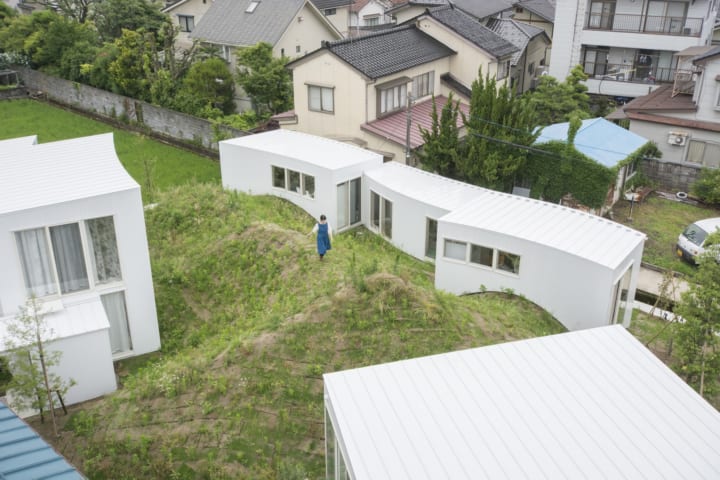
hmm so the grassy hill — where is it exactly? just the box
[31,184,564,479]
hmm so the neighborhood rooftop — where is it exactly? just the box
[325,25,455,79]
[0,133,138,216]
[220,129,380,169]
[423,5,519,58]
[512,0,556,22]
[442,189,646,269]
[190,0,307,47]
[486,17,546,65]
[324,325,720,480]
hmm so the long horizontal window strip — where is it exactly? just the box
[444,240,521,275]
[271,165,315,198]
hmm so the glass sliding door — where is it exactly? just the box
[350,178,361,224]
[101,291,133,354]
[425,218,438,259]
[337,182,349,229]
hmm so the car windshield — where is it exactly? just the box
[683,224,707,247]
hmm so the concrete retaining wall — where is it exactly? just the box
[639,157,702,193]
[16,67,247,151]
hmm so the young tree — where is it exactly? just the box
[236,42,293,115]
[418,93,462,178]
[673,231,720,400]
[526,64,592,124]
[692,168,720,205]
[108,29,153,100]
[177,57,236,116]
[39,0,96,23]
[461,69,538,190]
[93,0,169,42]
[4,297,75,437]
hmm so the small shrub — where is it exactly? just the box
[692,168,720,204]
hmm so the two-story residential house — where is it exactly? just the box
[550,0,719,98]
[390,0,515,25]
[350,0,397,30]
[608,45,720,191]
[162,0,214,49]
[0,133,161,410]
[487,17,551,93]
[282,5,517,162]
[314,0,356,37]
[190,0,342,69]
[512,0,556,63]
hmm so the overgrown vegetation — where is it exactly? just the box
[692,168,720,205]
[30,184,564,478]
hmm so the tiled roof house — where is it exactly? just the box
[281,5,518,162]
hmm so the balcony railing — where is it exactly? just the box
[586,13,703,37]
[583,62,677,84]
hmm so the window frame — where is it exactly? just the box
[370,191,393,238]
[686,138,720,169]
[412,71,434,99]
[376,77,410,116]
[324,7,336,15]
[178,14,195,33]
[496,59,510,80]
[443,240,522,276]
[443,239,468,261]
[308,85,335,113]
[425,218,438,260]
[337,178,361,229]
[271,165,316,199]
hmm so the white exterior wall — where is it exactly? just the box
[220,139,382,231]
[275,4,342,58]
[434,220,642,331]
[391,5,428,25]
[362,177,450,261]
[0,190,160,359]
[693,58,720,121]
[166,0,212,50]
[323,6,352,37]
[355,1,388,27]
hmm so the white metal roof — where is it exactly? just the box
[324,325,720,480]
[220,130,382,170]
[440,192,645,269]
[0,133,138,216]
[0,135,38,149]
[0,298,110,352]
[364,162,487,212]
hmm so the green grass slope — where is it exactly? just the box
[32,185,564,479]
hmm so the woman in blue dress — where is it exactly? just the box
[310,214,333,260]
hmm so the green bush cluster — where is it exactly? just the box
[692,168,720,205]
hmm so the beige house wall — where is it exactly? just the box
[276,4,342,58]
[322,6,353,37]
[166,0,213,50]
[519,35,550,92]
[391,5,428,24]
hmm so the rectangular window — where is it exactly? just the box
[497,250,521,274]
[444,239,467,261]
[308,85,334,113]
[371,191,380,229]
[85,217,122,284]
[425,218,437,259]
[101,291,132,354]
[288,170,301,194]
[365,15,380,26]
[497,60,510,80]
[470,244,493,267]
[178,15,195,32]
[49,223,89,294]
[687,139,720,168]
[302,173,315,198]
[15,218,123,297]
[379,83,406,115]
[412,72,434,98]
[337,178,361,229]
[272,166,286,188]
[382,198,393,238]
[324,7,336,15]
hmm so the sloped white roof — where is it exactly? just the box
[364,162,486,212]
[0,133,138,216]
[0,135,38,149]
[324,325,720,480]
[441,191,645,269]
[221,130,382,170]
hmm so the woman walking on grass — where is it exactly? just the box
[310,214,333,260]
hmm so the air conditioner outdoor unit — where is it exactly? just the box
[668,132,688,146]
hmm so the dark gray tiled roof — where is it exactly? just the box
[453,0,515,19]
[426,5,518,58]
[487,17,546,64]
[326,25,455,78]
[311,0,354,10]
[693,45,720,63]
[513,0,555,22]
[191,0,306,47]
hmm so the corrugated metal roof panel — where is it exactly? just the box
[535,118,649,167]
[221,130,382,169]
[324,325,720,480]
[364,162,486,212]
[441,189,645,268]
[0,402,84,479]
[0,133,138,216]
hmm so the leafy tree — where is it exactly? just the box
[177,57,235,116]
[692,168,720,205]
[93,0,169,42]
[418,93,462,177]
[673,231,720,400]
[461,69,538,190]
[236,42,293,115]
[0,2,16,29]
[4,297,75,437]
[58,39,99,82]
[527,64,592,124]
[0,10,58,65]
[38,0,96,23]
[32,16,98,73]
[86,42,120,91]
[108,29,153,100]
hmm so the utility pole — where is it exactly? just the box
[405,88,414,164]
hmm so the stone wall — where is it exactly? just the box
[16,68,248,151]
[639,157,702,193]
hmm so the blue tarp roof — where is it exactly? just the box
[0,402,84,480]
[535,118,649,168]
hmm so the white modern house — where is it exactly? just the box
[323,325,720,479]
[0,134,161,412]
[220,130,646,331]
[220,130,383,232]
[550,0,719,98]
